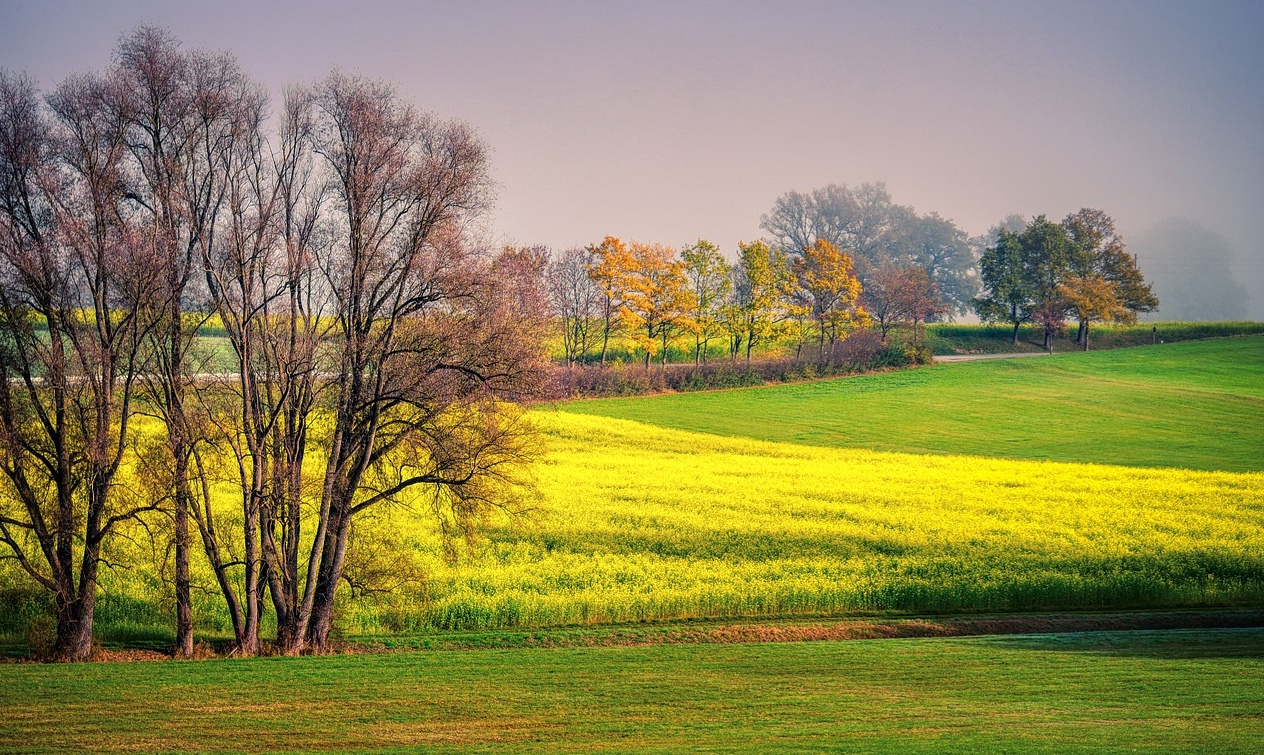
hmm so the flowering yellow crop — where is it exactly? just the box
[338,410,1264,633]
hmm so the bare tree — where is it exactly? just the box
[546,246,599,366]
[194,83,325,655]
[295,72,546,650]
[0,70,157,660]
[863,261,912,341]
[2,37,550,659]
[114,26,265,657]
[863,262,944,346]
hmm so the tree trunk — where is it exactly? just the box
[1083,323,1090,351]
[173,449,193,657]
[53,591,96,662]
[240,504,262,656]
[53,542,102,661]
[599,313,611,366]
[307,506,352,651]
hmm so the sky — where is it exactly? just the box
[2,0,1262,315]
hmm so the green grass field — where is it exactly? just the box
[2,628,1261,753]
[925,320,1264,355]
[558,337,1264,472]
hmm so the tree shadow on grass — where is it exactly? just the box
[976,627,1264,659]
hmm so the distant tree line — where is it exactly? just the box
[545,236,885,368]
[543,185,1162,369]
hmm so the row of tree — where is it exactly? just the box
[0,29,546,660]
[973,210,1158,350]
[544,235,944,368]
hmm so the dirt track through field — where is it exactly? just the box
[934,352,1049,362]
[355,609,1264,654]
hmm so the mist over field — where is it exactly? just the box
[2,0,1261,316]
[1134,219,1252,321]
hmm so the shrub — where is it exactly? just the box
[545,330,902,399]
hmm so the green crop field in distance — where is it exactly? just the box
[2,628,1261,754]
[556,337,1264,472]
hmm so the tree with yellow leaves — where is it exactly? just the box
[733,240,795,364]
[585,236,633,365]
[681,239,731,365]
[792,239,869,359]
[620,242,692,368]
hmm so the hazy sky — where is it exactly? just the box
[3,0,1262,314]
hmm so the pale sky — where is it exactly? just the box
[2,0,1262,314]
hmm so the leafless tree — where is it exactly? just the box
[112,27,252,656]
[295,72,548,650]
[189,81,326,655]
[546,246,599,366]
[2,37,549,660]
[863,261,944,345]
[0,70,157,661]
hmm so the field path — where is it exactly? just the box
[935,351,1049,362]
[349,609,1264,654]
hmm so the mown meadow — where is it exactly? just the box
[560,336,1264,471]
[4,628,1262,754]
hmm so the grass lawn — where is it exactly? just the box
[556,337,1264,472]
[2,627,1261,754]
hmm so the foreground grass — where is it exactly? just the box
[2,628,1261,754]
[558,337,1264,472]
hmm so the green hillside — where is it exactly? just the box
[559,337,1264,472]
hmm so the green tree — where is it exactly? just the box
[973,228,1032,344]
[1019,216,1075,353]
[681,239,731,365]
[733,240,794,364]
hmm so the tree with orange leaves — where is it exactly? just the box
[620,242,692,367]
[585,236,633,365]
[792,239,869,359]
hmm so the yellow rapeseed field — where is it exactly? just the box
[333,410,1264,633]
